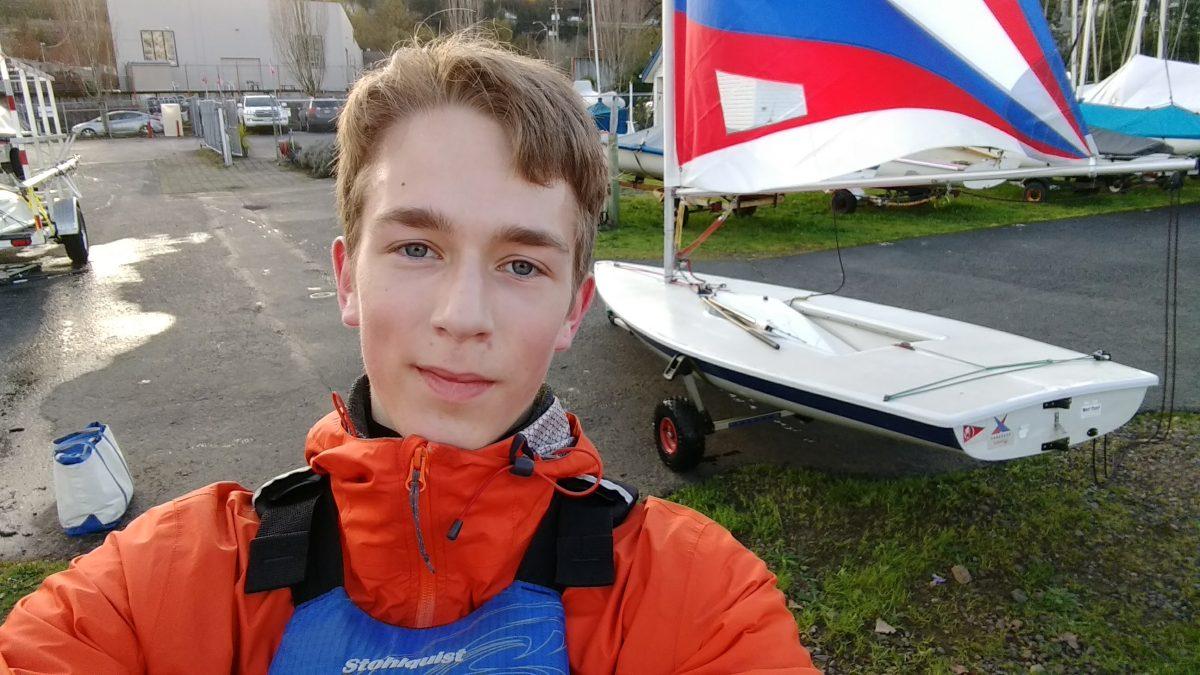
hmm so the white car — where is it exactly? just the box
[239,95,289,130]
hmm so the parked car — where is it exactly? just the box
[71,111,164,138]
[239,94,289,131]
[300,98,342,132]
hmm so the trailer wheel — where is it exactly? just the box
[1023,179,1049,203]
[733,205,758,217]
[1162,171,1185,191]
[1105,175,1129,194]
[831,189,858,214]
[61,207,89,266]
[653,398,708,472]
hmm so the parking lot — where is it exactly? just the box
[0,135,1194,559]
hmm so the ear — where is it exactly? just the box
[555,275,596,352]
[331,237,360,328]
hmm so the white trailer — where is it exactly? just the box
[0,47,88,267]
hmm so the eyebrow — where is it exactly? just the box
[374,206,569,253]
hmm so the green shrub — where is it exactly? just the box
[296,138,337,179]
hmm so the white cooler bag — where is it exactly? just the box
[52,422,135,536]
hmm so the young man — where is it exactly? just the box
[0,37,819,673]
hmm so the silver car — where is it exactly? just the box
[71,110,165,138]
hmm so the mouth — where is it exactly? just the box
[416,365,496,403]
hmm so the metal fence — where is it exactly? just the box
[195,99,241,166]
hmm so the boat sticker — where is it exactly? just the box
[962,425,985,443]
[989,415,1013,448]
[1081,400,1102,419]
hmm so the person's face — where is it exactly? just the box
[333,106,594,449]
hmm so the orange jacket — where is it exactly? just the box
[0,411,818,674]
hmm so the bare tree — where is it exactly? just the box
[50,0,114,98]
[271,0,328,96]
[592,0,655,91]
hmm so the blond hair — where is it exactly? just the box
[335,34,608,289]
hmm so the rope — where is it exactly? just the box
[1151,186,1182,440]
[882,354,1101,402]
[678,207,731,258]
[789,202,847,303]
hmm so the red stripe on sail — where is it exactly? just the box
[984,0,1089,151]
[674,17,1083,166]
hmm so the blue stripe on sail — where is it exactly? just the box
[677,0,1084,157]
[1014,0,1090,138]
[627,326,963,450]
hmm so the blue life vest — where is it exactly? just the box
[244,467,637,674]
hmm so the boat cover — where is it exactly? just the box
[1088,127,1171,157]
[1081,54,1200,111]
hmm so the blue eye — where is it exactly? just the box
[508,260,538,277]
[401,243,430,258]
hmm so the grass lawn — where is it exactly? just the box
[671,413,1199,673]
[0,560,67,619]
[596,179,1200,260]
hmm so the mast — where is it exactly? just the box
[1070,0,1080,84]
[1156,0,1168,58]
[588,0,602,90]
[1079,0,1097,91]
[661,0,678,278]
[1129,0,1148,61]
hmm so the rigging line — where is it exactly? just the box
[882,355,1098,402]
[1152,186,1181,440]
[790,200,846,303]
[1164,187,1181,435]
[678,206,731,259]
[700,295,780,350]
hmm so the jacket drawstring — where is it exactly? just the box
[446,434,604,542]
[407,444,435,573]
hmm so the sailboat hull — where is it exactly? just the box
[595,261,1155,461]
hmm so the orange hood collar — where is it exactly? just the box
[299,406,603,627]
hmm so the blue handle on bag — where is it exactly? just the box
[54,440,95,466]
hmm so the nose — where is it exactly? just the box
[431,260,493,341]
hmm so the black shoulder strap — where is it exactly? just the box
[516,477,639,591]
[246,470,639,602]
[244,469,343,603]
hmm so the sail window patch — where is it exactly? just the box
[715,71,808,134]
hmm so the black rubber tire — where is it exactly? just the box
[79,128,97,138]
[653,397,709,472]
[831,189,858,214]
[139,124,151,137]
[1023,179,1049,203]
[61,207,89,266]
[1163,171,1185,191]
[1105,175,1129,194]
[733,205,758,217]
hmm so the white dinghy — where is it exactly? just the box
[596,0,1169,471]
[596,261,1155,466]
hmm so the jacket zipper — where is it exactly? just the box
[408,442,437,627]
